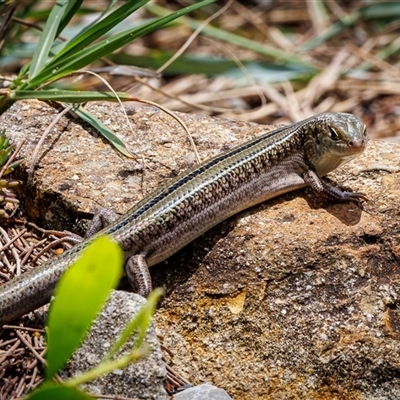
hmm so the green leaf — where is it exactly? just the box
[24,0,214,89]
[51,0,150,64]
[29,0,69,79]
[45,236,123,380]
[11,89,136,102]
[56,0,84,38]
[72,105,133,158]
[26,383,94,400]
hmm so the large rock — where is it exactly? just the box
[1,100,400,399]
[156,138,400,399]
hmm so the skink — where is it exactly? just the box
[0,112,368,325]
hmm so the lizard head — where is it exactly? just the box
[305,112,368,177]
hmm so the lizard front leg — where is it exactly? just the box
[303,169,367,203]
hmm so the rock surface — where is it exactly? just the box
[172,383,233,400]
[60,291,167,400]
[1,100,400,399]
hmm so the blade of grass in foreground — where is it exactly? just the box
[26,384,93,400]
[46,236,122,380]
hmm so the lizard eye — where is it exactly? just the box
[328,125,340,141]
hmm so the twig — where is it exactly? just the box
[26,222,79,238]
[2,325,45,333]
[0,339,21,364]
[30,235,78,265]
[0,228,26,253]
[15,330,46,366]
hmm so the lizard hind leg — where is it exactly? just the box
[83,209,153,296]
[125,254,153,297]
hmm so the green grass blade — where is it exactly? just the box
[28,0,69,79]
[72,105,133,157]
[25,0,214,89]
[45,236,123,380]
[56,0,84,37]
[12,89,136,102]
[51,0,149,64]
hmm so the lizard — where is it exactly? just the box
[0,112,368,325]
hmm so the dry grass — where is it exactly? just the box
[114,0,400,141]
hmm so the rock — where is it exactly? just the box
[155,139,400,400]
[173,383,233,400]
[60,291,167,400]
[1,100,400,399]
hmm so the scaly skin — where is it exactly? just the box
[0,112,368,325]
